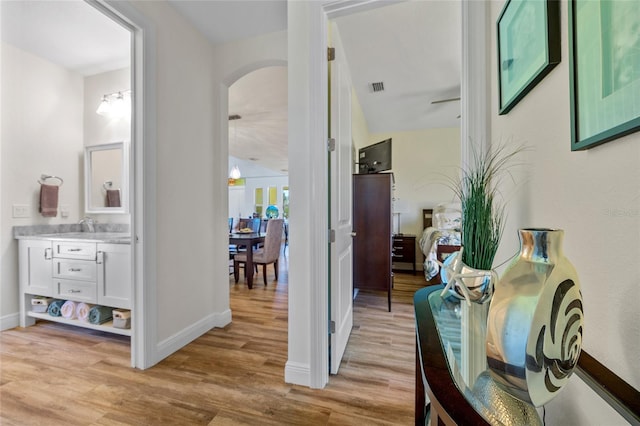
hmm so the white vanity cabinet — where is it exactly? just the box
[97,243,131,309]
[18,239,53,297]
[18,235,131,336]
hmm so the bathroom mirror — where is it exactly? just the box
[84,141,128,214]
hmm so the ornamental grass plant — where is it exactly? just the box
[450,143,525,271]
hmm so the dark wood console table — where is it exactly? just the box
[414,285,640,425]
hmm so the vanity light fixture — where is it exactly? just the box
[96,90,131,117]
[96,95,110,115]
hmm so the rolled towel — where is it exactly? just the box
[47,299,65,317]
[61,300,78,319]
[88,305,113,325]
[76,302,95,322]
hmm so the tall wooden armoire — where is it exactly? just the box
[352,173,393,311]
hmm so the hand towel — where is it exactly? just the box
[76,302,95,322]
[88,305,113,325]
[39,184,59,217]
[47,299,65,317]
[106,189,121,208]
[60,300,78,319]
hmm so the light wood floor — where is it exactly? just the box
[1,252,427,425]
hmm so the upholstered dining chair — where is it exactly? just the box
[233,218,284,287]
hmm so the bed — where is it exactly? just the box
[419,205,462,282]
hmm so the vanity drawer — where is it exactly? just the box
[54,279,97,303]
[53,242,96,260]
[53,259,97,282]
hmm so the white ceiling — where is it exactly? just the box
[2,0,461,176]
[0,1,130,76]
[167,0,287,45]
[229,66,288,175]
[334,1,461,133]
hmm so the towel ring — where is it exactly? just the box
[38,174,63,186]
[103,181,113,191]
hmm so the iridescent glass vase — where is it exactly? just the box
[486,228,583,407]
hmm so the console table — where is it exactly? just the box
[414,285,640,425]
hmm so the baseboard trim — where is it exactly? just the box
[0,312,20,331]
[285,361,311,387]
[155,309,232,363]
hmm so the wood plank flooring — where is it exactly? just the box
[0,253,428,425]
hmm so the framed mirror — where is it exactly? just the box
[84,141,128,214]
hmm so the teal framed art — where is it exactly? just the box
[497,0,561,115]
[569,0,640,150]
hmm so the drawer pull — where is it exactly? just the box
[68,289,81,294]
[395,247,403,250]
[69,268,82,272]
[68,248,83,252]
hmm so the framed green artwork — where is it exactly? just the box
[569,0,640,150]
[497,0,561,114]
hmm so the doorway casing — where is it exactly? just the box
[93,0,158,369]
[286,0,489,388]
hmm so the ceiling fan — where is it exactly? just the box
[430,97,460,105]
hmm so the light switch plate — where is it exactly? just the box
[12,204,30,218]
[60,205,70,218]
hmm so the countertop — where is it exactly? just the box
[13,224,131,244]
[15,232,131,244]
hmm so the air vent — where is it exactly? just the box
[370,82,385,93]
[228,114,242,120]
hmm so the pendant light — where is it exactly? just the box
[229,117,241,179]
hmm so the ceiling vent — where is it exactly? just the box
[370,82,385,93]
[228,114,242,120]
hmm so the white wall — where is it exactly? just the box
[128,1,222,348]
[84,68,131,147]
[0,43,84,329]
[368,128,460,239]
[84,68,131,224]
[489,0,639,422]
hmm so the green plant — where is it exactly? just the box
[450,143,525,270]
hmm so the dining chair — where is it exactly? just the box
[233,218,284,287]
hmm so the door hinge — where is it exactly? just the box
[327,138,336,152]
[330,320,336,334]
[327,47,335,61]
[329,229,336,243]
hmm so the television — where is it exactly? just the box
[357,138,392,174]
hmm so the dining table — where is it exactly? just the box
[229,232,266,289]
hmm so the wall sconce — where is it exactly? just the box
[229,165,241,179]
[96,90,131,118]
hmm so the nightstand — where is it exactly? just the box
[392,234,416,275]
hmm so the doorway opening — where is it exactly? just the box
[1,0,143,366]
[225,64,289,323]
[326,0,462,376]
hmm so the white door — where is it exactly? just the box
[329,22,354,375]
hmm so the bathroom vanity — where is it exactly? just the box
[17,231,131,336]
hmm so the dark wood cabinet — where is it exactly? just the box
[392,234,416,275]
[352,173,392,311]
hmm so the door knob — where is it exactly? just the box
[350,232,357,237]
